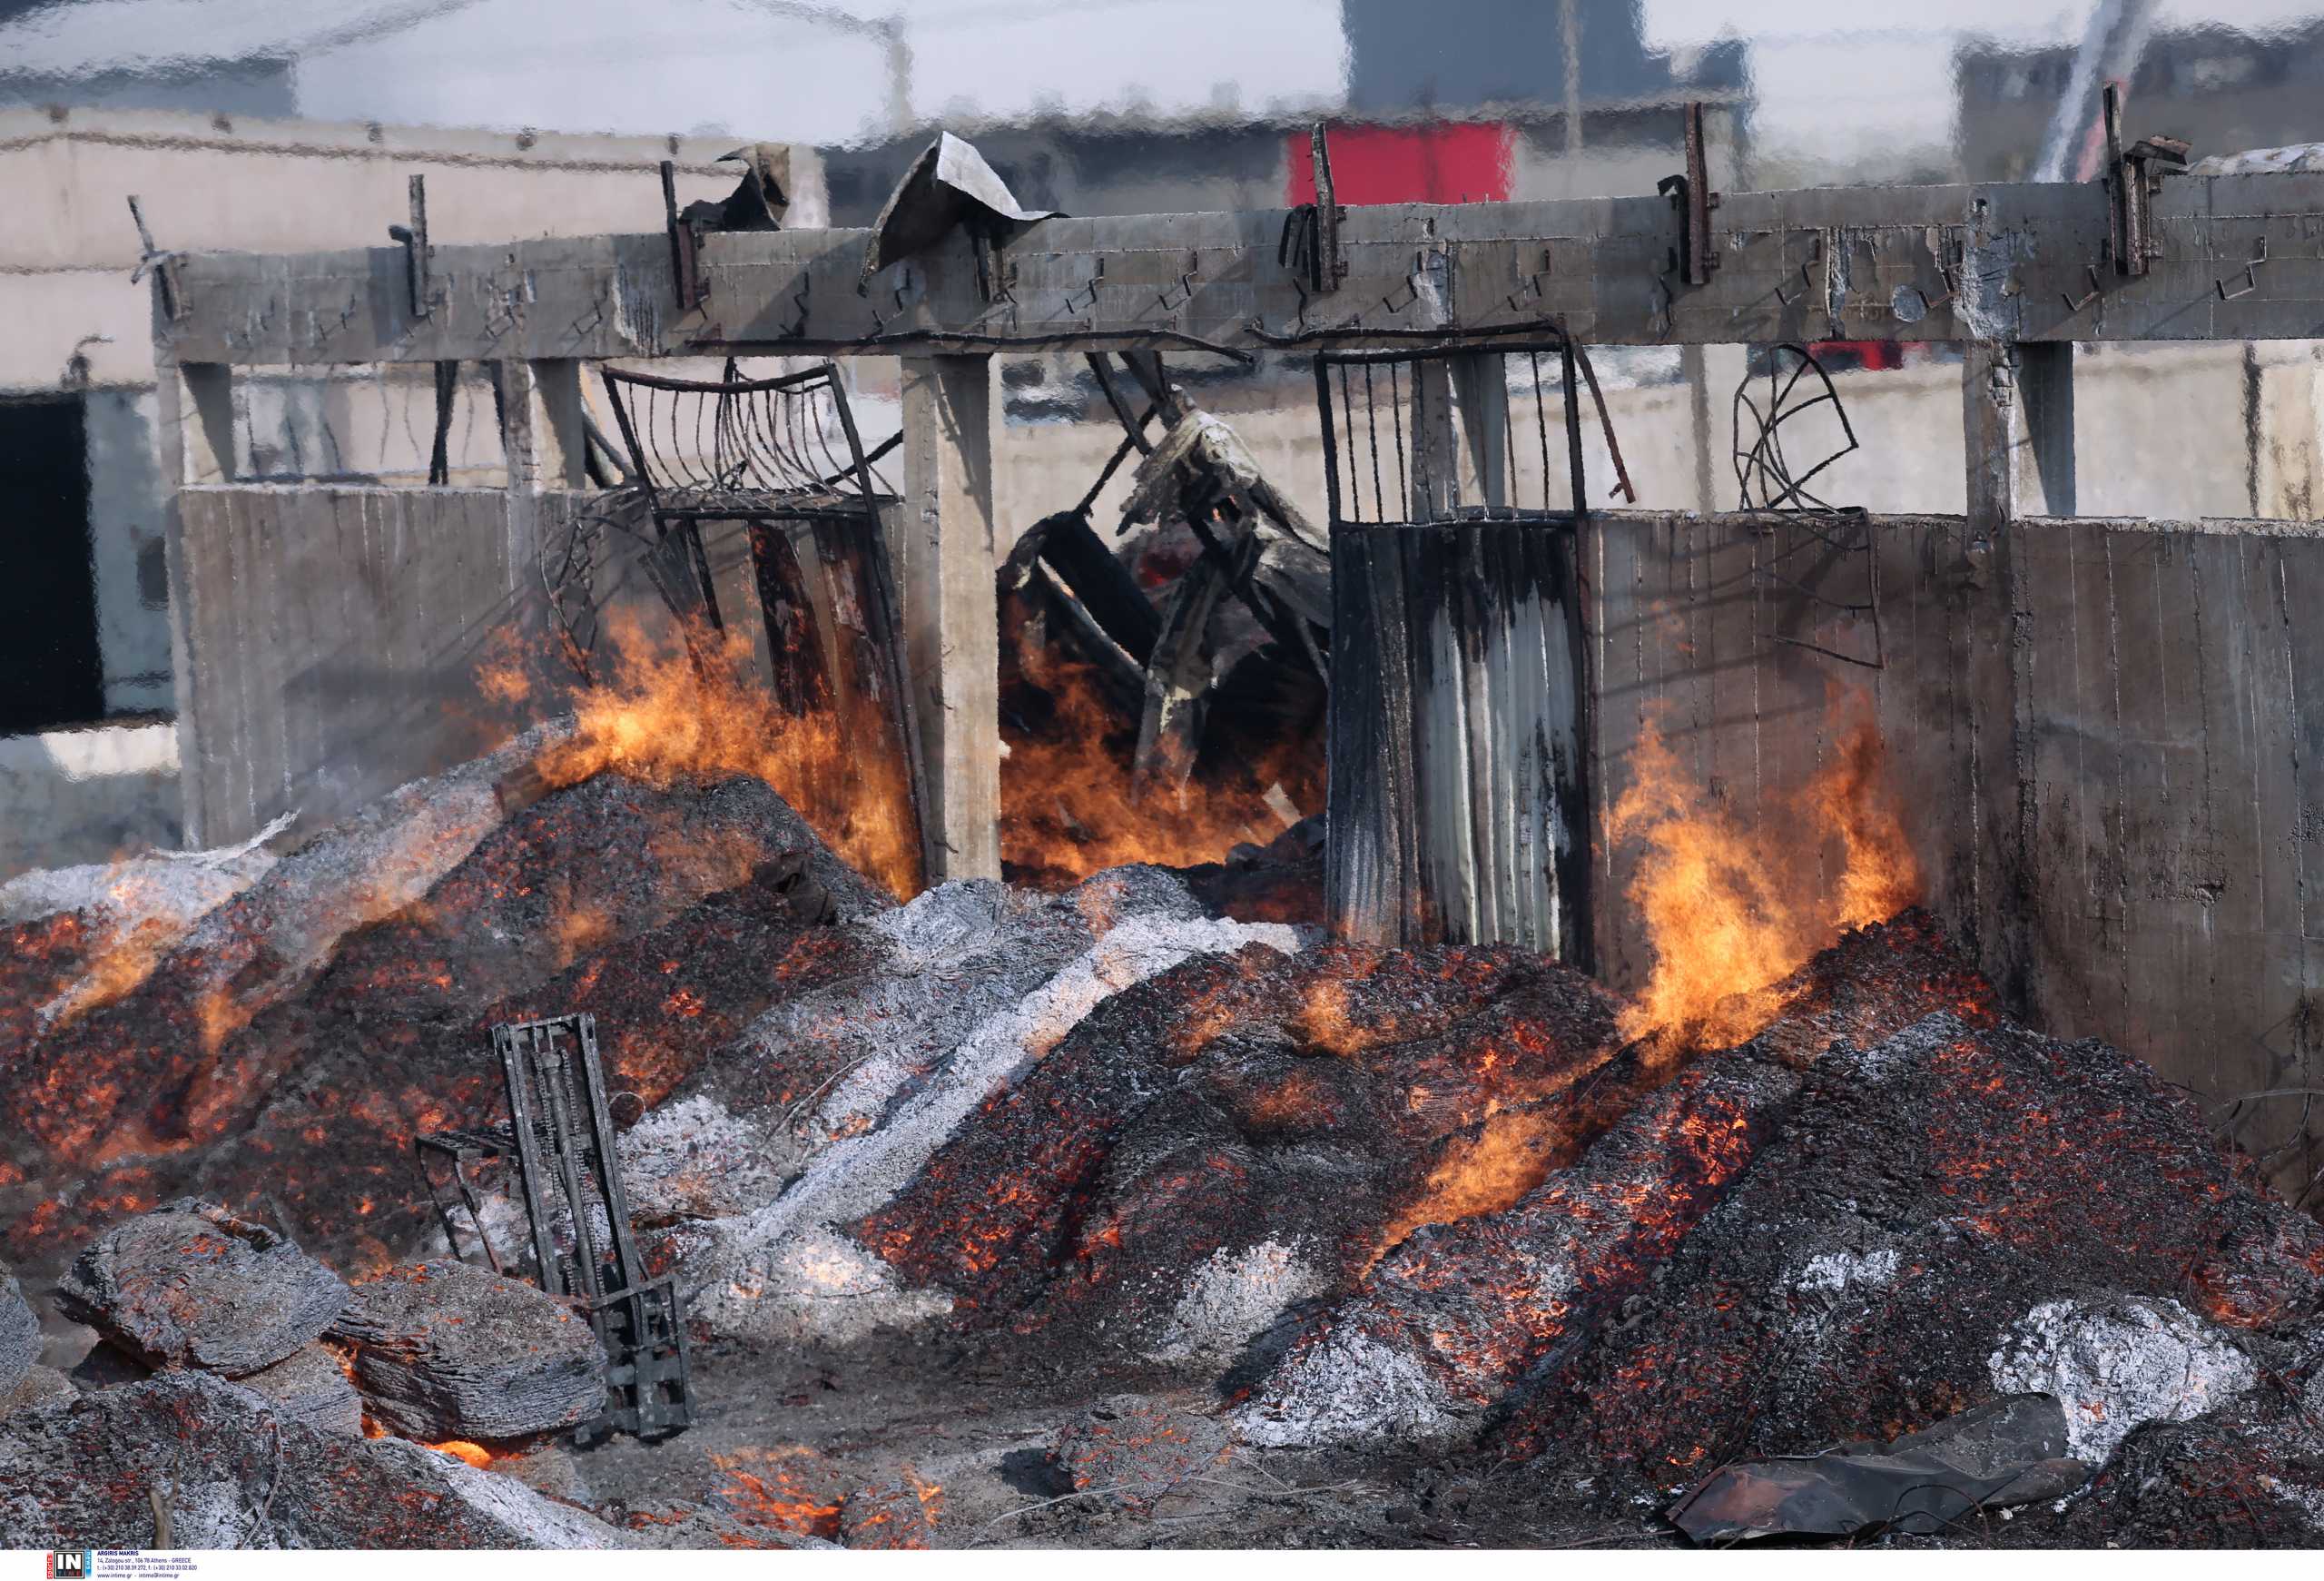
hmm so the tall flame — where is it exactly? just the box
[509,612,921,903]
[1610,689,1921,1046]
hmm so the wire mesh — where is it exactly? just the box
[1735,345,1884,669]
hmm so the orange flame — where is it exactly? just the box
[509,612,920,902]
[1373,1106,1561,1260]
[1610,689,1922,1046]
[1000,646,1316,883]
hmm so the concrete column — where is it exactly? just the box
[1962,339,2038,996]
[1450,352,1510,509]
[1963,342,2023,530]
[493,360,562,689]
[899,354,1001,883]
[1682,344,1715,512]
[2017,341,2076,517]
[159,361,235,485]
[496,359,588,491]
[1413,358,1508,516]
[525,361,591,489]
[154,354,234,846]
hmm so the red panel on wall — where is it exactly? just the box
[1285,122,1514,206]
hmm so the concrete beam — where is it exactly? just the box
[152,173,2324,365]
[897,354,1001,884]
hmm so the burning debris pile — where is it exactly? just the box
[2,700,2321,1548]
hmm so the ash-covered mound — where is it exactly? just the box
[1521,1008,2324,1498]
[852,941,1625,1366]
[0,741,882,1276]
[658,867,1308,1346]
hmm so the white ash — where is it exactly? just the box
[1230,1328,1458,1449]
[696,1226,950,1344]
[1988,1297,2258,1464]
[689,910,1298,1344]
[419,1449,627,1548]
[2262,1475,2324,1532]
[1791,1247,1901,1297]
[740,874,1183,1152]
[423,1182,532,1269]
[1146,1240,1325,1366]
[0,1267,36,1398]
[618,1096,794,1223]
[0,825,279,929]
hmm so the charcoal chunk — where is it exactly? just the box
[0,1367,74,1423]
[53,1200,349,1377]
[0,1369,625,1548]
[330,1260,605,1442]
[238,1341,363,1436]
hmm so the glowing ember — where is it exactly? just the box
[428,1439,496,1469]
[709,1446,844,1539]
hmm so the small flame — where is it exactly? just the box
[1610,688,1922,1045]
[710,1446,843,1539]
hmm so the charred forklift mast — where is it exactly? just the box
[417,1013,694,1444]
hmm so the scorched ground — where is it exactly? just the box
[2,718,2321,1549]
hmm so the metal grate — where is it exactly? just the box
[1311,339,1631,529]
[1735,345,1884,669]
[597,360,894,515]
[576,361,900,665]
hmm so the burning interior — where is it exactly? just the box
[4,124,2324,1554]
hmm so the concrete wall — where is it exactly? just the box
[0,107,826,874]
[165,484,769,853]
[0,722,181,876]
[1590,508,2324,1194]
[169,486,547,848]
[0,107,824,395]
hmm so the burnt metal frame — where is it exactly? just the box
[1734,343,1885,671]
[1311,338,1592,530]
[419,1014,693,1444]
[495,1013,692,1444]
[595,359,895,636]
